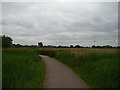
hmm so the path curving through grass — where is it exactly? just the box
[40,55,89,88]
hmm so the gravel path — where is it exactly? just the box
[40,55,89,88]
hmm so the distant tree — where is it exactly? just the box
[16,44,22,48]
[74,45,81,48]
[2,35,13,48]
[12,44,16,47]
[30,45,37,47]
[58,45,61,48]
[117,46,120,48]
[92,45,96,48]
[70,45,74,48]
[38,42,43,47]
[23,45,29,47]
[103,45,112,48]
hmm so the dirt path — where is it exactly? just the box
[40,55,89,88]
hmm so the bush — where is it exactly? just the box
[2,35,13,48]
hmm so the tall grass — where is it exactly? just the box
[2,49,45,88]
[49,48,118,88]
[0,38,1,89]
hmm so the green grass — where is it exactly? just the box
[2,48,45,88]
[51,49,118,88]
[0,49,2,89]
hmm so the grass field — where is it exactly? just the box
[0,49,2,89]
[2,48,119,88]
[39,48,118,88]
[2,48,45,88]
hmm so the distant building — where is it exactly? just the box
[38,42,43,47]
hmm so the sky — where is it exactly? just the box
[1,1,118,46]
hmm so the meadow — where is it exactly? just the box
[38,48,118,88]
[2,48,45,88]
[2,48,119,88]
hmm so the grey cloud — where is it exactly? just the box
[2,2,118,46]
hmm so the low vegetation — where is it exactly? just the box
[2,48,45,88]
[2,47,118,88]
[39,48,118,88]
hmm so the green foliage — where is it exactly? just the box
[2,35,13,48]
[2,49,45,88]
[53,49,118,88]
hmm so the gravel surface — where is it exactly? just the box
[40,55,89,88]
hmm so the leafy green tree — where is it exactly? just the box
[2,35,13,48]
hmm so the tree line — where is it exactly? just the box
[1,35,119,48]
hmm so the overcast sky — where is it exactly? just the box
[1,1,118,46]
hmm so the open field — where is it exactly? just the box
[2,48,119,88]
[38,48,118,88]
[2,48,45,88]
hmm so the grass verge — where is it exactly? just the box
[2,48,45,88]
[52,49,118,88]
